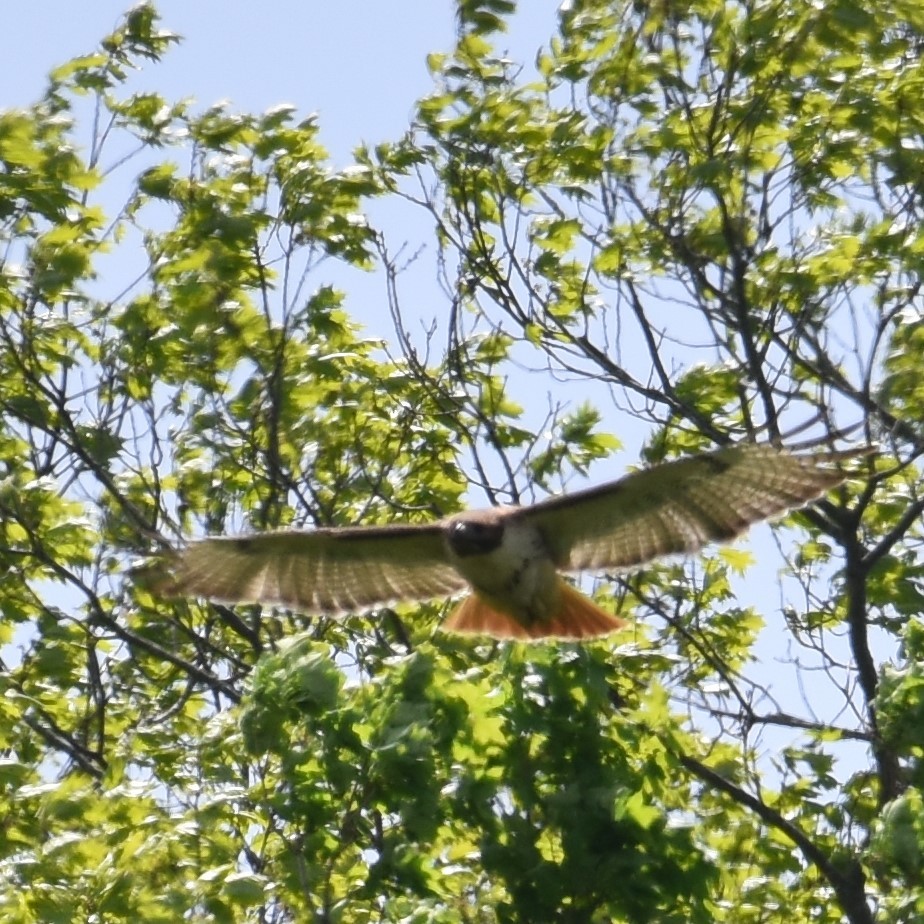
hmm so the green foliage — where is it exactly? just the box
[2,1,923,922]
[876,619,924,766]
[872,619,924,921]
[238,641,717,921]
[529,403,621,484]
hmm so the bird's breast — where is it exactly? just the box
[444,519,559,624]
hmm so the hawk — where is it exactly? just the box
[139,444,866,641]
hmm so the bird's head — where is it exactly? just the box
[446,514,506,557]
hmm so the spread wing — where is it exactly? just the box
[523,445,868,572]
[137,523,468,614]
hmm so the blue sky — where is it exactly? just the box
[5,2,456,160]
[3,1,570,370]
[3,2,559,162]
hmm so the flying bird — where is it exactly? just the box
[139,444,867,641]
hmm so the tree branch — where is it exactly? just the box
[672,747,873,924]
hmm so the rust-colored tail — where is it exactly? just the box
[443,580,625,641]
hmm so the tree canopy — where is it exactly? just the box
[1,2,923,921]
